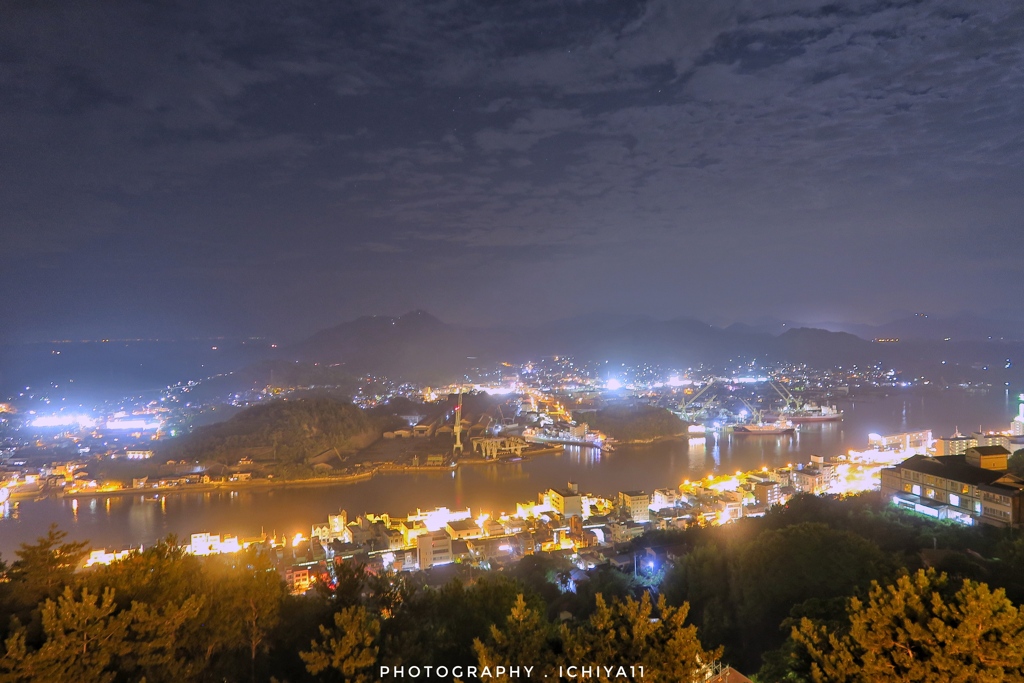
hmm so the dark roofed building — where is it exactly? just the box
[881,453,1024,528]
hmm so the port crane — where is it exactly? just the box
[736,396,766,425]
[769,380,804,412]
[678,378,718,421]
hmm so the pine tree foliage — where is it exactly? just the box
[560,592,721,683]
[300,605,380,682]
[473,594,553,683]
[794,568,1024,683]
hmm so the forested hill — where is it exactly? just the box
[577,405,688,443]
[164,397,398,466]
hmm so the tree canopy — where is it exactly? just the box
[794,568,1024,682]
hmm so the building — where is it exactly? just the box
[548,482,584,518]
[880,449,1024,528]
[868,430,932,452]
[651,488,679,510]
[445,518,482,540]
[933,434,978,456]
[285,567,311,593]
[124,449,154,460]
[416,530,453,569]
[399,519,428,546]
[973,431,1012,451]
[754,481,781,508]
[618,490,651,522]
[792,457,834,495]
[966,445,1010,470]
[1012,399,1024,436]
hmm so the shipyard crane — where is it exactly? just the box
[736,396,765,425]
[678,378,717,420]
[770,380,804,411]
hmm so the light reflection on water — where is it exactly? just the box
[0,390,1018,557]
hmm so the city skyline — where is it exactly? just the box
[2,0,1023,342]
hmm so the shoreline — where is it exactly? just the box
[60,445,565,500]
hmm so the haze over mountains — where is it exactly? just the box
[291,310,1024,386]
[3,311,1023,399]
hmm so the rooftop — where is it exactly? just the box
[895,454,1006,487]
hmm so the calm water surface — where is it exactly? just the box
[1,390,1020,557]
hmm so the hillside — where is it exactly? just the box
[163,397,400,470]
[577,405,688,443]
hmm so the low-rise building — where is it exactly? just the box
[445,518,482,540]
[881,449,1024,528]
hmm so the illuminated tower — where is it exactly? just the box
[1013,394,1024,436]
[453,389,464,455]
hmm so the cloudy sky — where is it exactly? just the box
[2,0,1022,341]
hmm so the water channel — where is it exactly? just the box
[1,390,1019,557]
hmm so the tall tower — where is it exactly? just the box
[1012,394,1024,436]
[453,388,464,455]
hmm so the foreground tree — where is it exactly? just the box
[0,586,201,683]
[794,569,1024,682]
[474,594,553,682]
[301,605,380,682]
[560,592,721,682]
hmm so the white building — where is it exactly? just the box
[417,530,453,569]
[618,490,651,522]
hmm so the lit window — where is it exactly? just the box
[949,494,960,507]
[974,501,982,514]
[912,485,921,496]
[925,488,935,499]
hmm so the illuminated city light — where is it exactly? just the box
[31,414,96,428]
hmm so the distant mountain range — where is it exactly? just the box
[288,311,1024,387]
[4,311,1021,400]
[735,313,1024,343]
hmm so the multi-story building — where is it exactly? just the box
[618,490,651,522]
[933,434,978,456]
[547,482,584,518]
[973,431,1012,451]
[1013,400,1024,436]
[791,456,834,495]
[754,481,781,508]
[416,530,453,569]
[881,446,1024,528]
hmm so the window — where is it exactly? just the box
[912,485,921,496]
[975,501,982,514]
[962,483,970,494]
[949,494,960,507]
[925,488,936,499]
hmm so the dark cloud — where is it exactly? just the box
[1,0,1022,341]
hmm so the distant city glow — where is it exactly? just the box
[105,418,162,430]
[31,414,96,428]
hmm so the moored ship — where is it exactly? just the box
[733,419,796,435]
[767,403,843,423]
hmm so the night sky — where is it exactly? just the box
[2,0,1022,342]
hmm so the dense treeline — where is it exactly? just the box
[577,405,686,442]
[163,397,402,469]
[3,493,1024,682]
